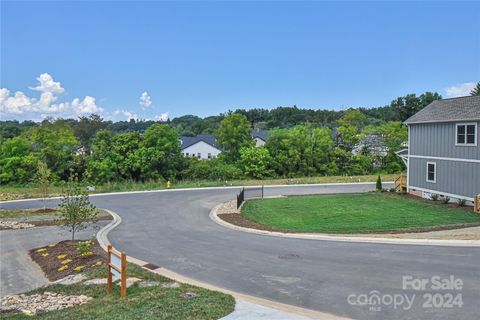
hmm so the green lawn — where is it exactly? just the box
[241,193,480,234]
[0,174,398,201]
[4,264,234,320]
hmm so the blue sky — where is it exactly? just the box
[1,1,479,122]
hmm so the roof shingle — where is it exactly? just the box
[404,96,480,124]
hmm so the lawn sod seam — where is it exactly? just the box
[240,193,480,234]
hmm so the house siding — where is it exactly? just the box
[181,141,222,160]
[408,157,480,199]
[409,121,480,160]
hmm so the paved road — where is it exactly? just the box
[2,183,479,320]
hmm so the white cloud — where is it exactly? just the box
[139,91,152,109]
[0,88,34,115]
[154,112,169,122]
[113,109,138,121]
[1,73,103,118]
[444,82,476,98]
[29,73,65,94]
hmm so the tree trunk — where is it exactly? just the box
[72,228,75,241]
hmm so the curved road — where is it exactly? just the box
[2,183,479,320]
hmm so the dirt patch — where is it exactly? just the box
[27,215,112,227]
[218,213,293,233]
[29,240,107,281]
[33,208,57,214]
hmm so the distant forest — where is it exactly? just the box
[1,92,441,140]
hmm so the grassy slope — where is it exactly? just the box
[0,174,398,201]
[5,264,235,320]
[241,193,480,233]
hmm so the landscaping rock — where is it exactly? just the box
[180,292,198,299]
[0,292,91,315]
[83,278,108,286]
[116,277,142,288]
[53,274,87,285]
[138,281,160,288]
[161,282,181,289]
[0,221,35,230]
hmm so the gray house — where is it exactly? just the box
[403,96,480,202]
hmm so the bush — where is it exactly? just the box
[389,188,396,193]
[441,196,451,204]
[376,175,382,191]
[431,194,439,201]
[457,198,466,207]
[76,240,94,257]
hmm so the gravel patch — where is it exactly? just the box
[0,221,35,230]
[216,200,239,214]
[0,292,91,316]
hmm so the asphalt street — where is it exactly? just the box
[2,183,479,320]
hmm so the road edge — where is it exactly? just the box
[96,209,347,320]
[209,203,480,247]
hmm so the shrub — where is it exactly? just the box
[76,240,94,257]
[441,196,451,204]
[431,194,439,201]
[376,175,382,191]
[389,188,396,193]
[457,198,466,207]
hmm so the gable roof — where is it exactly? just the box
[251,129,268,141]
[180,134,219,150]
[404,96,480,124]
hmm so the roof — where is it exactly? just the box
[251,129,268,141]
[180,134,218,150]
[404,96,480,124]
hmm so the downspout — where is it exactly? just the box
[406,124,410,193]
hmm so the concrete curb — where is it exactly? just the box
[210,203,480,247]
[96,209,347,320]
[1,181,390,204]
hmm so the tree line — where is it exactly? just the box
[1,90,454,185]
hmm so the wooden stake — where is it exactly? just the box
[107,245,112,293]
[121,252,127,298]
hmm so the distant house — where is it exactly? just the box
[180,130,269,159]
[251,129,268,147]
[403,96,480,202]
[180,134,222,160]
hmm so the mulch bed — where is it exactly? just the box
[29,240,107,281]
[28,215,112,227]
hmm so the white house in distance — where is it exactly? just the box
[180,129,268,160]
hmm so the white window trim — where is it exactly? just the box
[426,161,436,183]
[455,122,477,147]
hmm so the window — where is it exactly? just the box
[426,162,436,183]
[185,153,189,156]
[456,123,477,146]
[197,153,201,158]
[208,153,212,159]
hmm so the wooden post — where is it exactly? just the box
[120,252,127,298]
[107,245,112,293]
[475,195,480,213]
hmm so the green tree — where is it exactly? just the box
[73,114,107,154]
[0,136,38,184]
[57,175,98,241]
[240,146,273,179]
[471,82,480,96]
[376,175,382,191]
[139,124,183,180]
[216,114,253,161]
[337,110,366,151]
[28,121,78,180]
[36,161,52,211]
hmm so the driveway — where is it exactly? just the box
[2,183,479,320]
